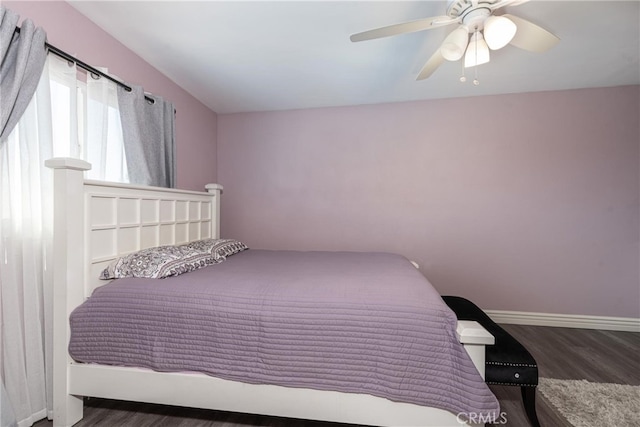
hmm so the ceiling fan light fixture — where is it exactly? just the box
[440,25,469,61]
[484,15,517,50]
[464,32,490,68]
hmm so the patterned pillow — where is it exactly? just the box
[209,239,248,261]
[182,238,248,262]
[100,239,248,280]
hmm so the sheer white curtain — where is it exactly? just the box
[86,68,128,182]
[0,54,53,427]
[0,54,126,427]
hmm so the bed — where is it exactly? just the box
[46,157,498,427]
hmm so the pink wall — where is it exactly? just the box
[6,2,638,318]
[218,86,640,318]
[5,0,217,191]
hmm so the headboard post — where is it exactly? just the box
[205,183,223,238]
[45,157,91,426]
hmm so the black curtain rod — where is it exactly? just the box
[15,26,155,104]
[47,43,157,104]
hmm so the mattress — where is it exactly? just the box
[69,249,499,418]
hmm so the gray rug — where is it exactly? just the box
[539,378,640,427]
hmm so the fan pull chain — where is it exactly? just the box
[473,29,480,85]
[460,59,467,83]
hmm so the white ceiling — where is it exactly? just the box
[69,0,640,114]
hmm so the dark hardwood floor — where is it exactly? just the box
[34,325,640,427]
[486,325,639,427]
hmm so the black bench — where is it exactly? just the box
[442,296,540,427]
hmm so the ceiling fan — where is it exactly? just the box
[350,0,560,83]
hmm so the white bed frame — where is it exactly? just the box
[46,158,495,427]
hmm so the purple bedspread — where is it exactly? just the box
[69,250,499,417]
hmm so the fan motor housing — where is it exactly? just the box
[447,0,496,30]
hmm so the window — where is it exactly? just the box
[47,54,129,182]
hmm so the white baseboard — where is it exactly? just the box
[485,310,640,332]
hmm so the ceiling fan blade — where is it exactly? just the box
[416,50,445,80]
[489,0,530,11]
[504,13,560,53]
[350,16,457,42]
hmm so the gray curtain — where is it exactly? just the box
[0,6,47,142]
[117,84,176,188]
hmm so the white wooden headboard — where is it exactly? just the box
[83,180,221,294]
[45,158,222,298]
[45,157,222,297]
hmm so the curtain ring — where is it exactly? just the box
[90,72,101,80]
